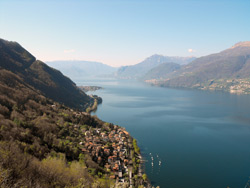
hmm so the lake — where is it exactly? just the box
[76,78,250,188]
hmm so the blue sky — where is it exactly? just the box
[1,0,250,67]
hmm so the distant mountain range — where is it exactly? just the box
[147,42,250,94]
[7,37,250,96]
[114,54,195,79]
[46,60,118,80]
[0,39,90,110]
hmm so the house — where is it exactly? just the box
[108,156,113,163]
[102,136,109,142]
[117,146,121,151]
[97,156,102,164]
[105,163,111,170]
[113,163,119,171]
[118,171,123,178]
[85,131,91,137]
[81,148,87,152]
[100,132,106,137]
[104,149,110,156]
[96,129,101,134]
[123,131,129,136]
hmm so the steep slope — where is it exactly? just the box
[0,39,90,110]
[0,38,148,187]
[0,67,114,187]
[0,39,35,72]
[115,54,195,79]
[157,42,250,93]
[46,60,118,79]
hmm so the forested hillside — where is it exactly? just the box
[0,39,147,187]
[0,39,90,110]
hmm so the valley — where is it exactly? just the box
[1,1,250,187]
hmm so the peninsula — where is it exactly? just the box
[79,86,103,92]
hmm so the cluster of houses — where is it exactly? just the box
[229,79,250,94]
[80,125,136,184]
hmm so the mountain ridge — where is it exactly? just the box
[46,60,118,80]
[231,41,250,48]
[0,38,90,110]
[0,38,148,188]
[148,41,250,94]
[115,54,195,79]
[142,62,181,80]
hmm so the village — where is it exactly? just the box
[78,123,147,187]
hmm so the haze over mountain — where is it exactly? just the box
[151,42,250,94]
[46,60,118,80]
[0,39,90,110]
[115,54,195,79]
[142,62,181,80]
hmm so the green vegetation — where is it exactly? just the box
[0,39,115,187]
[0,39,90,110]
[86,99,98,113]
[0,38,150,188]
[133,139,140,154]
[142,173,147,181]
[0,141,96,187]
[0,84,114,187]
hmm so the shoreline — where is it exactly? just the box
[145,78,250,95]
[80,119,151,187]
[78,85,103,92]
[85,93,152,187]
[86,94,102,113]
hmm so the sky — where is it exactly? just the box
[1,0,250,67]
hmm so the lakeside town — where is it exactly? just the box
[78,119,150,188]
[198,79,250,94]
[145,78,250,95]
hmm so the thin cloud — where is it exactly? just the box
[64,49,76,53]
[188,48,196,53]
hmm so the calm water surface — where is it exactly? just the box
[76,79,250,188]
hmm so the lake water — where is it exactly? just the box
[76,78,250,188]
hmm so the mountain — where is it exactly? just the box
[154,42,250,94]
[0,43,115,187]
[142,62,181,80]
[0,38,147,187]
[115,54,195,79]
[46,60,118,80]
[0,39,90,110]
